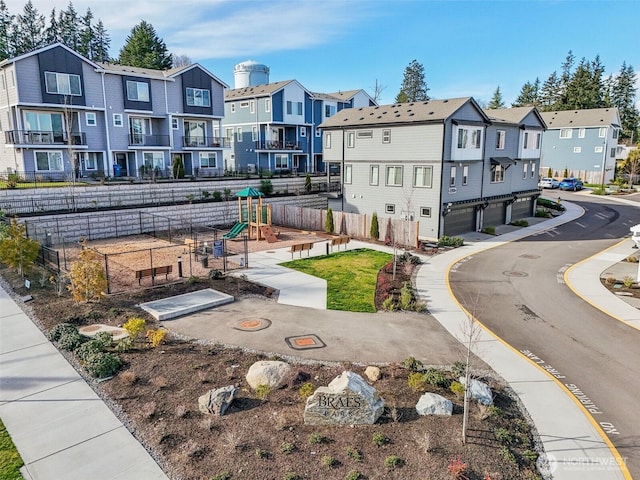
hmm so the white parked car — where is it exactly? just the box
[539,177,560,189]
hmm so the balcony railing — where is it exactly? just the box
[128,134,170,147]
[182,136,230,148]
[5,130,87,146]
[255,141,301,150]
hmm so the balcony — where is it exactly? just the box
[128,134,170,147]
[255,141,301,151]
[182,136,230,148]
[5,130,87,146]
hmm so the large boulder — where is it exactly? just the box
[304,371,385,425]
[416,392,453,416]
[198,385,237,416]
[460,377,493,406]
[245,361,292,390]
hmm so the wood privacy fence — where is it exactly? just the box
[270,204,419,248]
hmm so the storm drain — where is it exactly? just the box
[232,318,272,331]
[285,334,326,350]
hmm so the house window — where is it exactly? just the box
[457,128,468,148]
[560,128,572,139]
[370,165,379,185]
[297,102,303,115]
[382,129,391,143]
[230,103,236,113]
[578,128,586,138]
[250,100,255,113]
[385,204,395,214]
[523,132,530,149]
[86,112,96,126]
[491,165,504,183]
[613,129,619,139]
[126,80,149,102]
[496,129,505,149]
[184,120,206,146]
[420,207,431,218]
[275,154,288,169]
[463,165,468,185]
[35,151,63,171]
[325,105,335,117]
[200,152,216,168]
[240,101,249,108]
[450,166,456,187]
[0,74,5,91]
[226,127,233,142]
[325,132,331,148]
[83,152,98,170]
[186,88,210,107]
[344,164,352,184]
[523,162,528,179]
[347,131,355,148]
[357,130,373,138]
[45,72,81,96]
[286,101,292,114]
[252,126,257,141]
[286,101,302,115]
[113,113,123,127]
[573,146,581,153]
[300,126,306,137]
[610,148,616,157]
[236,127,242,143]
[471,129,481,148]
[171,117,179,130]
[413,166,432,188]
[595,146,604,153]
[386,166,403,186]
[265,99,270,112]
[599,127,607,138]
[534,132,541,149]
[531,162,536,178]
[143,152,164,170]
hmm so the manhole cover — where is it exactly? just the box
[285,334,326,350]
[232,318,272,331]
[503,271,528,277]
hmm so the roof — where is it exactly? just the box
[328,89,369,102]
[484,106,546,127]
[311,92,343,102]
[97,62,170,80]
[0,42,101,69]
[319,97,490,129]
[224,80,298,100]
[540,108,620,129]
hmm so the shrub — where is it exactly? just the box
[346,470,362,480]
[511,219,529,227]
[604,276,616,286]
[48,322,78,342]
[372,432,389,447]
[384,455,402,469]
[400,282,415,310]
[408,372,427,392]
[522,449,538,462]
[451,361,466,378]
[346,446,363,462]
[75,339,106,361]
[146,328,166,347]
[280,442,295,454]
[259,179,273,195]
[321,455,338,468]
[499,446,517,464]
[535,208,551,218]
[481,226,496,235]
[201,190,211,199]
[381,296,398,311]
[209,269,224,279]
[255,448,269,459]
[210,472,231,480]
[450,381,465,397]
[370,212,379,240]
[324,207,335,233]
[447,454,468,479]
[494,427,512,445]
[84,352,122,378]
[94,331,113,348]
[283,474,300,480]
[123,317,146,339]
[298,382,315,399]
[255,384,271,400]
[485,405,503,418]
[438,235,464,247]
[623,276,634,288]
[402,356,423,371]
[58,330,84,351]
[308,433,325,444]
[626,255,639,263]
[423,367,450,388]
[212,190,222,201]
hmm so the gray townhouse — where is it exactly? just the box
[0,43,229,180]
[540,108,620,185]
[319,98,545,240]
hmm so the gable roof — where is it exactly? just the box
[328,89,375,105]
[311,92,344,102]
[319,97,490,129]
[165,63,229,88]
[225,80,311,100]
[97,62,171,80]
[0,42,101,69]
[484,106,547,129]
[540,108,620,129]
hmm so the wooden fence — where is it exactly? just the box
[270,204,419,248]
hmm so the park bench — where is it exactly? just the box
[135,265,173,284]
[289,242,314,258]
[330,235,350,251]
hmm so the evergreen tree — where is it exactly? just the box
[324,207,334,234]
[487,86,505,109]
[58,2,80,51]
[395,59,429,103]
[12,0,46,55]
[512,78,540,107]
[118,21,172,70]
[90,20,110,63]
[539,71,563,111]
[610,62,639,140]
[0,218,40,278]
[45,8,60,44]
[370,212,379,240]
[0,0,14,60]
[78,8,93,59]
[564,57,606,110]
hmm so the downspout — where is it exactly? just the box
[478,122,489,232]
[4,68,19,172]
[437,120,446,238]
[341,127,345,212]
[100,71,112,177]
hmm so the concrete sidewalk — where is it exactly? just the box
[0,288,168,480]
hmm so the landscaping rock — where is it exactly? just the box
[364,366,381,382]
[460,377,493,406]
[304,371,385,425]
[245,360,292,390]
[198,385,237,416]
[415,393,453,416]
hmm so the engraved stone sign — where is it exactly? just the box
[303,371,385,425]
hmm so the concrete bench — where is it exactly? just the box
[136,265,173,284]
[330,235,350,251]
[289,242,314,258]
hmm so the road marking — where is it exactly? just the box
[557,264,570,284]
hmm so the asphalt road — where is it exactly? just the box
[449,192,640,478]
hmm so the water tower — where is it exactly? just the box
[234,60,270,89]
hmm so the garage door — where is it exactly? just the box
[483,201,506,226]
[511,197,533,220]
[443,206,476,236]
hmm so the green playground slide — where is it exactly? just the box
[223,222,247,239]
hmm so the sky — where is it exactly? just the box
[4,0,639,107]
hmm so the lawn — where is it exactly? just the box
[281,248,392,312]
[0,181,86,189]
[0,419,23,480]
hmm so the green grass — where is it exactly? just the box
[0,418,24,480]
[0,181,86,189]
[281,248,392,312]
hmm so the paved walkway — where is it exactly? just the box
[1,197,638,480]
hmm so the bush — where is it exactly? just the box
[280,442,295,454]
[84,352,122,378]
[255,384,271,400]
[212,190,222,201]
[308,433,325,444]
[321,455,338,469]
[210,473,231,480]
[423,367,450,388]
[451,361,466,378]
[623,276,634,288]
[381,296,398,311]
[449,381,465,397]
[370,212,379,240]
[604,276,616,286]
[408,372,427,392]
[447,454,468,479]
[346,470,362,480]
[372,432,389,447]
[402,356,423,371]
[94,331,113,348]
[510,219,529,227]
[438,235,464,247]
[123,317,146,339]
[259,179,273,195]
[399,282,415,310]
[384,455,402,469]
[283,474,301,480]
[522,449,538,463]
[535,208,552,218]
[481,226,496,235]
[626,255,639,263]
[494,427,512,445]
[324,207,334,234]
[499,445,517,464]
[58,330,84,351]
[346,447,363,462]
[298,382,315,399]
[146,328,166,347]
[48,322,78,342]
[75,339,106,361]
